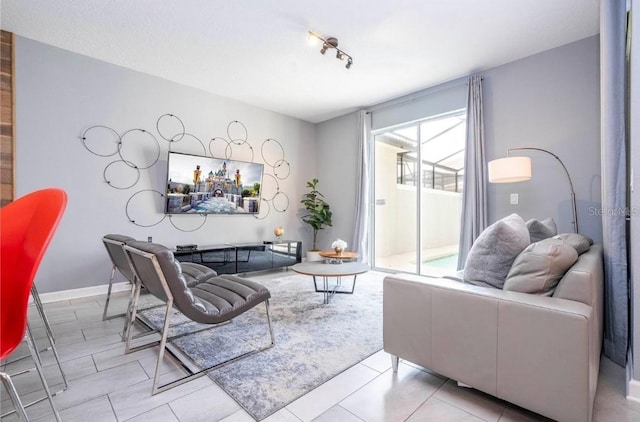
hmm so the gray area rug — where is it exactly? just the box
[139,271,385,420]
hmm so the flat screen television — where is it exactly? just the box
[165,151,264,214]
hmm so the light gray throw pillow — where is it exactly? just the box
[553,233,594,255]
[526,217,557,242]
[504,238,578,296]
[463,214,530,289]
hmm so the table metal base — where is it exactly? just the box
[312,275,358,304]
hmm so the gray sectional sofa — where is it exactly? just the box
[383,242,603,422]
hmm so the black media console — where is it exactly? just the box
[174,240,302,274]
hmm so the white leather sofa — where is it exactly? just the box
[383,244,603,422]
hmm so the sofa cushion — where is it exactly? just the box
[553,233,593,255]
[463,214,530,289]
[504,238,578,296]
[526,218,557,242]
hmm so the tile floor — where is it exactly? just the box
[2,270,640,422]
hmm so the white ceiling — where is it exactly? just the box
[0,0,600,124]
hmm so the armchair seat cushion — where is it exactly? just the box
[180,262,218,287]
[190,274,271,323]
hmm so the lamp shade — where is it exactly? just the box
[488,156,532,183]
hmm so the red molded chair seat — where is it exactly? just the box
[1,188,67,421]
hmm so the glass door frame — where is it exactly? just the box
[368,109,466,275]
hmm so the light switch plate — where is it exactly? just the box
[510,193,519,205]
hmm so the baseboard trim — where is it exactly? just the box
[627,378,640,403]
[38,282,131,304]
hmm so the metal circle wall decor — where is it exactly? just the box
[273,158,291,180]
[103,160,141,190]
[227,120,248,144]
[81,125,121,157]
[225,141,254,163]
[167,214,208,232]
[156,113,185,143]
[168,133,207,156]
[272,191,290,213]
[125,189,167,227]
[118,128,161,170]
[82,114,292,231]
[209,137,231,158]
[260,173,279,202]
[260,138,284,167]
[261,138,290,179]
[252,198,270,220]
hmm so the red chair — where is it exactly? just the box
[1,188,67,421]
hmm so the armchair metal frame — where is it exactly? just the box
[102,234,220,341]
[102,235,137,322]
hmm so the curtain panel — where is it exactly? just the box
[351,110,371,263]
[600,0,629,366]
[457,75,488,269]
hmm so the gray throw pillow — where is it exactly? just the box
[526,218,557,242]
[504,238,578,296]
[463,214,530,289]
[553,233,594,255]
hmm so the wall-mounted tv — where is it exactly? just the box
[165,151,264,214]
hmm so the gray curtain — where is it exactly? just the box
[601,0,628,366]
[457,75,488,269]
[351,110,371,263]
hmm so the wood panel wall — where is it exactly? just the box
[0,30,13,206]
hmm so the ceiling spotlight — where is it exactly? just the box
[307,32,320,46]
[308,31,353,69]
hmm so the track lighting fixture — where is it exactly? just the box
[308,31,353,69]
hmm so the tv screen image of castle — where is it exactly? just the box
[165,152,264,214]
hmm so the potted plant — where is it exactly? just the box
[300,178,332,261]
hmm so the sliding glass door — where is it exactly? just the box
[372,111,465,276]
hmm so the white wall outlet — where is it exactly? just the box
[510,193,519,205]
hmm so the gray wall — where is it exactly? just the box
[15,36,317,293]
[15,34,603,295]
[485,35,602,241]
[315,112,359,249]
[317,35,602,250]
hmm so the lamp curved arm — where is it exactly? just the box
[508,147,578,233]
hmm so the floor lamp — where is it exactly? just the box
[487,147,579,233]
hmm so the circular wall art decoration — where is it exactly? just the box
[82,114,292,231]
[103,160,141,190]
[225,141,254,163]
[168,133,207,155]
[125,189,167,227]
[252,198,270,220]
[272,191,290,213]
[227,120,248,145]
[260,173,279,202]
[118,128,160,170]
[272,158,291,180]
[261,138,290,179]
[209,137,231,158]
[167,214,208,232]
[81,125,121,157]
[156,113,186,143]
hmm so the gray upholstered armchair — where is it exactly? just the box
[101,234,218,339]
[123,240,274,395]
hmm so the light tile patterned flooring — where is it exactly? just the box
[2,270,640,421]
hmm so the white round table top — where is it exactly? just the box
[291,262,369,277]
